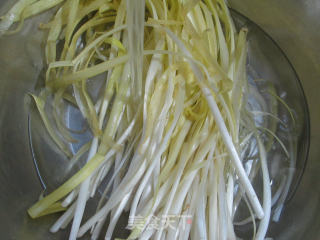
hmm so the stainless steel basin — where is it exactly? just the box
[0,0,319,239]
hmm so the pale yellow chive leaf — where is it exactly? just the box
[36,202,67,218]
[23,0,65,20]
[28,154,105,218]
[48,55,129,89]
[0,0,37,33]
[29,93,72,158]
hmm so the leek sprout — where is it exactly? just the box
[0,0,297,239]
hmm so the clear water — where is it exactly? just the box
[27,9,310,239]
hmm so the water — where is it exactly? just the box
[27,9,310,239]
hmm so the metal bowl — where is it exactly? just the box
[0,0,319,239]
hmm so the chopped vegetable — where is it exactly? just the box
[0,0,296,239]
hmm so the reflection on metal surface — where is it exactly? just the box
[229,0,320,239]
[231,6,311,203]
[28,114,47,190]
[230,10,310,239]
[0,0,319,239]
